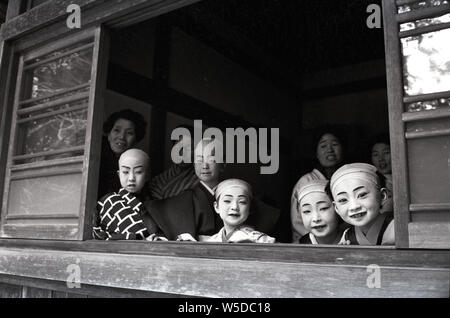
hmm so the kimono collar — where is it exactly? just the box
[309,233,319,245]
[200,181,217,196]
[221,226,241,242]
[309,232,341,245]
[355,213,388,246]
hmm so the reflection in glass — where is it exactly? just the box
[407,98,450,112]
[23,48,93,100]
[401,28,450,96]
[20,85,90,109]
[398,0,449,13]
[19,98,88,120]
[16,108,88,161]
[400,13,450,31]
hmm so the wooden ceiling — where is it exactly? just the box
[176,0,385,74]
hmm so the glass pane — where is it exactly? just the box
[19,97,89,119]
[15,108,88,162]
[406,117,450,134]
[400,13,450,31]
[398,0,449,13]
[406,97,450,112]
[401,28,450,96]
[20,85,90,109]
[8,173,82,217]
[408,135,450,204]
[22,46,93,100]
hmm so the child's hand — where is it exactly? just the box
[176,233,197,242]
[338,239,351,245]
[146,234,169,241]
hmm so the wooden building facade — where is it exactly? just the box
[0,0,449,297]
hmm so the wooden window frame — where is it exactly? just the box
[0,0,447,243]
[0,26,109,240]
[383,0,450,249]
[0,0,447,245]
[0,0,448,297]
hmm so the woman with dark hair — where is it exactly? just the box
[290,127,346,242]
[97,109,147,199]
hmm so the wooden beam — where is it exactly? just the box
[0,245,448,297]
[80,26,110,240]
[382,0,410,248]
[5,0,25,21]
[0,274,188,298]
[0,41,18,231]
[1,239,449,268]
[0,0,201,42]
[397,3,450,23]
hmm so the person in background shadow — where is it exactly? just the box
[290,127,346,242]
[369,133,393,214]
[98,109,147,199]
[149,125,199,200]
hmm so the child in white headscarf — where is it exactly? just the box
[330,163,395,245]
[205,179,275,243]
[297,180,343,244]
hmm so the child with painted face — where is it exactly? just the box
[93,149,166,241]
[206,179,275,243]
[297,180,342,244]
[330,163,395,246]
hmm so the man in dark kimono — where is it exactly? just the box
[145,138,281,241]
[146,138,224,240]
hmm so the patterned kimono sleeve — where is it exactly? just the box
[93,192,149,240]
[252,231,276,243]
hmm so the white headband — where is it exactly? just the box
[330,163,379,195]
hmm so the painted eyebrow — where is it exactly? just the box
[302,200,329,207]
[222,194,248,198]
[353,186,366,192]
[120,165,144,169]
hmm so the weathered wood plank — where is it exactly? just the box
[79,25,109,240]
[0,41,16,221]
[22,286,52,298]
[0,0,201,43]
[0,247,448,297]
[0,282,22,298]
[1,225,79,240]
[396,3,450,23]
[409,222,450,249]
[0,239,449,268]
[0,273,188,298]
[382,0,410,248]
[5,0,25,21]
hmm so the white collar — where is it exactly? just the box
[200,181,216,196]
[309,233,319,245]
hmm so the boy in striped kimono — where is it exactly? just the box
[93,149,165,241]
